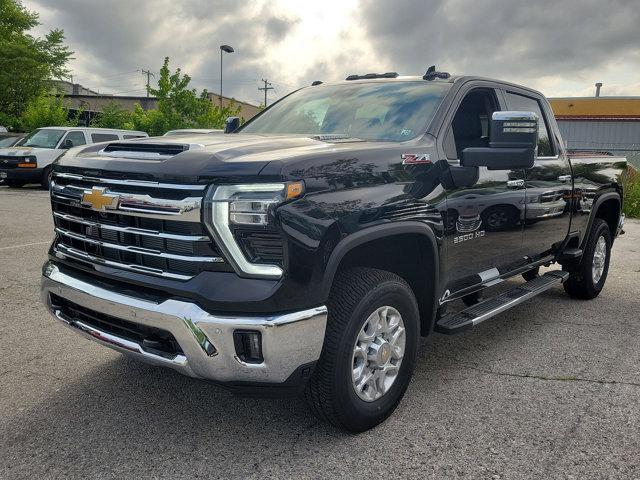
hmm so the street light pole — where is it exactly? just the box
[219,44,234,109]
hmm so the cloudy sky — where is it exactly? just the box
[23,0,640,105]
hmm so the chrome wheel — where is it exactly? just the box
[592,235,607,284]
[351,306,405,402]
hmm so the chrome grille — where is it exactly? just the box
[50,173,226,280]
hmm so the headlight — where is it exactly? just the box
[203,182,304,279]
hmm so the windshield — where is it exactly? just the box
[241,81,450,141]
[23,129,66,149]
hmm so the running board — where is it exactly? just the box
[435,271,569,335]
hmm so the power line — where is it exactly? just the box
[258,78,274,106]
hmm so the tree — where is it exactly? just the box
[0,0,73,126]
[141,57,241,134]
[20,92,78,131]
[90,101,132,129]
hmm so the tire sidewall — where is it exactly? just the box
[584,221,612,294]
[331,280,419,430]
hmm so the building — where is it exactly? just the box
[53,81,261,124]
[549,97,640,168]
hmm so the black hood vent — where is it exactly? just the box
[100,142,189,159]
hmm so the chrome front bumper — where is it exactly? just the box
[41,262,328,384]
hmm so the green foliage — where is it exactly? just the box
[133,57,241,135]
[20,92,78,131]
[0,0,73,122]
[90,101,132,129]
[622,167,640,218]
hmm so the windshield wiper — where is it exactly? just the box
[310,134,367,143]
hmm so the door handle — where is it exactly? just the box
[557,175,572,183]
[506,179,525,188]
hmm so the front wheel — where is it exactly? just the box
[563,218,611,299]
[305,267,419,432]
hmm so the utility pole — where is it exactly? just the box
[141,69,154,97]
[258,79,274,107]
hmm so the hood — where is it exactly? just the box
[0,146,39,157]
[55,133,385,184]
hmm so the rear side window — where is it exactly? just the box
[504,92,554,156]
[91,133,119,143]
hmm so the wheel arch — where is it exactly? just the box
[583,192,622,248]
[321,222,441,335]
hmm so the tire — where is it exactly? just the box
[5,180,24,188]
[41,166,52,190]
[563,218,611,300]
[305,267,419,432]
[522,266,540,281]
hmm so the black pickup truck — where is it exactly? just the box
[41,70,626,432]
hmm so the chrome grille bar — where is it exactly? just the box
[53,172,207,190]
[50,180,202,221]
[54,244,193,281]
[55,227,223,263]
[52,212,209,241]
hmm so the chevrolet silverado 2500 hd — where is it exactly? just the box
[41,70,626,432]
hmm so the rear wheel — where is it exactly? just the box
[563,218,611,299]
[305,267,419,432]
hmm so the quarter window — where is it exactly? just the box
[504,92,554,156]
[91,133,119,142]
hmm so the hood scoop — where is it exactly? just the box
[98,142,197,160]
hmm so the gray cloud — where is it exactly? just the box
[25,0,640,103]
[357,0,640,94]
[30,0,299,103]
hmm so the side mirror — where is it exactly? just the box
[62,139,74,149]
[461,111,538,170]
[224,116,240,133]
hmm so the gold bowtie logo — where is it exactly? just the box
[81,187,119,211]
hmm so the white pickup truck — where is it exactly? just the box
[0,127,147,188]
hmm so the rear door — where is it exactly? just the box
[440,85,527,295]
[502,90,572,261]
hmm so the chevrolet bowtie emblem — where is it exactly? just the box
[81,187,119,211]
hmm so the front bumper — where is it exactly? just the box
[41,261,327,386]
[0,167,42,183]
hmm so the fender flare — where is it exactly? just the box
[320,221,441,304]
[581,191,621,248]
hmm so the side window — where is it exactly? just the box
[61,131,86,148]
[504,92,554,156]
[450,89,498,159]
[91,133,119,143]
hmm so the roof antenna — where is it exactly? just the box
[425,65,436,76]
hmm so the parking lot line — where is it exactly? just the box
[0,240,51,250]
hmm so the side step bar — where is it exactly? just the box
[435,271,569,335]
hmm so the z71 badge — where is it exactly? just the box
[401,153,431,165]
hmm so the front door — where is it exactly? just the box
[502,90,572,260]
[441,87,527,295]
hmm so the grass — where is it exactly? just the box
[622,167,640,218]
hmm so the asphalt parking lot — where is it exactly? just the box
[0,184,638,480]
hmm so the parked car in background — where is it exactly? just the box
[163,128,223,136]
[0,133,26,148]
[0,127,148,188]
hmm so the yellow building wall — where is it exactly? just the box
[550,98,640,117]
